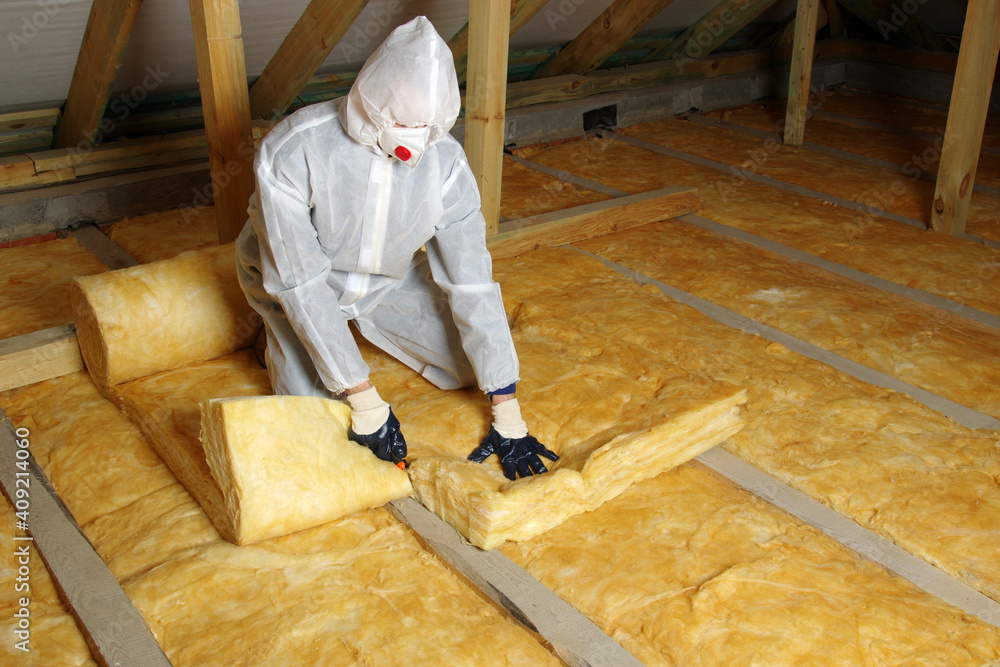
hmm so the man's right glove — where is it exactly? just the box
[346,386,407,464]
[468,428,558,481]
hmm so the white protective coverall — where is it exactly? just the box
[235,16,519,401]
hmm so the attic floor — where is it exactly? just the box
[2,87,1000,665]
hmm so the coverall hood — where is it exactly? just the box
[341,16,461,165]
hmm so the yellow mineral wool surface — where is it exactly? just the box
[576,221,1000,419]
[514,136,1000,319]
[622,116,1000,243]
[0,372,176,526]
[500,155,611,219]
[0,495,95,666]
[107,206,219,263]
[0,237,106,339]
[501,463,1000,666]
[706,102,1000,189]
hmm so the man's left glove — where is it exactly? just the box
[346,386,407,464]
[349,408,407,464]
[469,428,558,481]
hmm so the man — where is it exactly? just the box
[236,16,557,481]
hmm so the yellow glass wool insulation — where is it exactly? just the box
[71,243,259,388]
[0,237,107,339]
[500,463,1000,666]
[500,155,611,219]
[0,494,95,666]
[620,116,1000,243]
[512,136,1000,319]
[575,221,1000,419]
[106,207,219,263]
[200,395,413,545]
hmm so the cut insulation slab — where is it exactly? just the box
[512,136,1000,320]
[200,395,413,545]
[500,463,1000,666]
[575,221,1000,419]
[0,237,107,339]
[106,207,219,263]
[620,116,1000,243]
[0,375,562,666]
[409,384,746,549]
[0,493,95,666]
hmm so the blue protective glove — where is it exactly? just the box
[468,428,559,481]
[349,408,407,464]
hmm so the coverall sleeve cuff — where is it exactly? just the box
[486,382,517,397]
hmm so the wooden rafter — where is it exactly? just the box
[249,0,369,120]
[189,0,256,244]
[783,0,822,145]
[646,0,781,63]
[931,0,1000,235]
[825,0,843,38]
[533,0,679,79]
[53,0,143,150]
[448,0,548,86]
[836,0,947,51]
[465,0,512,237]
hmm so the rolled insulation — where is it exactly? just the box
[71,243,259,387]
[201,395,413,545]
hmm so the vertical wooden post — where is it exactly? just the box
[189,0,256,244]
[825,0,843,38]
[783,0,821,146]
[54,0,144,150]
[465,0,511,237]
[931,0,1000,236]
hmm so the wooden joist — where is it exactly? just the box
[448,0,549,85]
[488,186,699,258]
[188,0,256,244]
[0,325,84,393]
[647,0,781,62]
[533,0,678,79]
[783,0,822,146]
[248,0,368,120]
[54,0,144,151]
[931,0,1000,236]
[465,0,512,237]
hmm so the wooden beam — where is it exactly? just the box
[189,0,256,244]
[784,0,822,145]
[646,0,781,63]
[465,0,512,237]
[449,0,548,86]
[488,186,699,259]
[825,0,843,38]
[931,0,1000,235]
[248,0,368,120]
[533,0,678,79]
[0,325,84,392]
[53,0,144,150]
[0,411,172,666]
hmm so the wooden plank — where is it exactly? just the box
[248,0,368,120]
[0,129,53,155]
[0,109,60,134]
[931,0,1000,236]
[449,0,549,85]
[0,411,173,666]
[387,497,644,667]
[465,0,512,237]
[27,130,207,175]
[54,0,144,150]
[488,186,699,259]
[188,0,256,244]
[68,223,140,270]
[0,325,84,398]
[647,0,781,62]
[533,0,678,79]
[783,0,822,145]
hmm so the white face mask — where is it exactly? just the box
[378,125,432,168]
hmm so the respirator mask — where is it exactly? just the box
[378,125,432,168]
